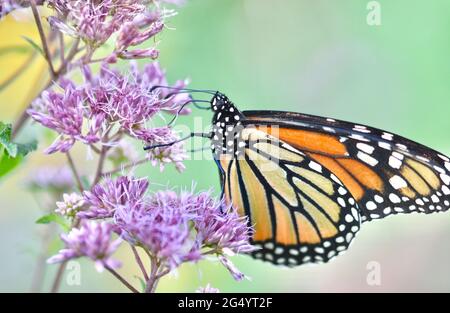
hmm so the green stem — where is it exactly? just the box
[92,146,108,186]
[66,152,84,192]
[30,0,56,79]
[106,266,139,293]
[11,38,80,139]
[58,32,65,65]
[144,256,159,293]
[131,245,149,282]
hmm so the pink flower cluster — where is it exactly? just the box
[28,62,190,170]
[49,175,256,280]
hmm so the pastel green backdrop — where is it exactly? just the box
[1,0,449,292]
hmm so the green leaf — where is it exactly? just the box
[135,276,147,292]
[17,140,37,157]
[21,36,44,57]
[0,122,17,157]
[0,121,37,180]
[36,213,71,231]
[0,153,23,178]
[0,45,31,57]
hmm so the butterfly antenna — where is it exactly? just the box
[143,132,212,151]
[151,85,217,95]
[187,146,210,153]
[166,99,211,127]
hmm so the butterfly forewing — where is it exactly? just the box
[243,110,450,223]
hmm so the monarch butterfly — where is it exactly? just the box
[145,88,450,267]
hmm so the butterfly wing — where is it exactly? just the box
[219,127,361,266]
[242,110,450,223]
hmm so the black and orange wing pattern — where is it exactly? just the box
[209,92,450,267]
[219,127,361,266]
[242,110,450,223]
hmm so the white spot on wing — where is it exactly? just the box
[392,152,404,160]
[274,247,283,255]
[382,132,394,141]
[354,126,371,133]
[378,142,391,150]
[441,174,450,186]
[389,175,408,189]
[357,143,375,154]
[315,247,324,254]
[417,156,429,163]
[442,185,450,195]
[357,151,378,166]
[389,156,402,169]
[289,249,299,256]
[323,126,336,133]
[309,161,322,173]
[350,134,370,142]
[264,242,274,249]
[445,162,450,172]
[346,233,354,242]
[331,174,343,186]
[351,207,359,220]
[389,193,401,204]
[345,214,354,223]
[366,201,377,211]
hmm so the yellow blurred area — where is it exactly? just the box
[0,9,50,121]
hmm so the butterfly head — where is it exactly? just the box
[210,91,244,121]
[210,92,245,158]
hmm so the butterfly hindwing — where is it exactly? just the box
[243,110,450,223]
[220,127,361,266]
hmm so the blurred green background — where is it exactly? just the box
[1,0,450,292]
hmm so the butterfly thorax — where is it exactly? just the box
[210,92,245,159]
